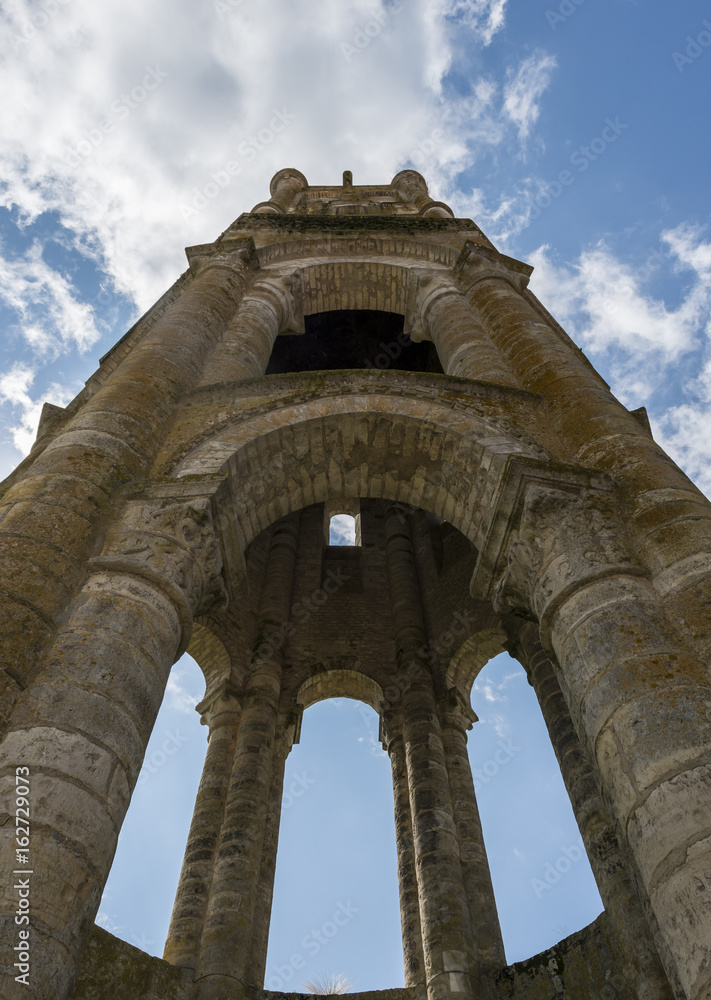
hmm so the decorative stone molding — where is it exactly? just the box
[454,241,533,294]
[89,498,227,656]
[185,237,258,277]
[437,687,478,733]
[195,680,243,729]
[471,458,644,636]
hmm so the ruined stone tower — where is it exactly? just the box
[1,168,710,1000]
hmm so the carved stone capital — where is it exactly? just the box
[454,241,533,294]
[89,497,227,656]
[197,681,243,730]
[438,687,478,733]
[471,459,643,637]
[185,237,258,277]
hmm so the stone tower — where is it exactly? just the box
[0,168,710,1000]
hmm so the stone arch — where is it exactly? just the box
[446,626,509,699]
[185,622,231,701]
[151,374,549,563]
[295,669,385,713]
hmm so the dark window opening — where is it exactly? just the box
[266,310,444,375]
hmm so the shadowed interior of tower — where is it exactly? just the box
[266,309,444,374]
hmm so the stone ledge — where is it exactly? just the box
[72,915,632,1000]
[228,214,482,235]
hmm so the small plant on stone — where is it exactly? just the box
[302,972,352,994]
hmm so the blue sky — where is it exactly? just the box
[1,0,710,989]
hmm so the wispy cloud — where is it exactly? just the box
[529,226,711,361]
[164,656,205,713]
[503,52,557,142]
[526,226,711,498]
[0,363,75,455]
[0,242,102,355]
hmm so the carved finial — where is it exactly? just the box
[343,170,353,187]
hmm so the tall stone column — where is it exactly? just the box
[0,245,255,734]
[247,724,295,988]
[0,497,226,1000]
[459,246,711,662]
[382,710,427,989]
[509,619,675,1000]
[198,273,303,387]
[480,474,711,1000]
[437,690,506,974]
[195,514,300,1000]
[412,276,517,388]
[384,506,480,1000]
[163,685,243,970]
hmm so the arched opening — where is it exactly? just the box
[265,699,403,993]
[468,652,603,963]
[96,653,208,956]
[266,310,444,374]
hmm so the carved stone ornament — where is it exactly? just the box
[89,498,227,652]
[471,458,644,629]
[185,236,258,277]
[454,240,533,294]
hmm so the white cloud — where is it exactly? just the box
[0,363,75,456]
[0,0,538,325]
[525,227,711,499]
[0,242,102,355]
[165,665,203,713]
[655,404,711,498]
[503,52,557,142]
[439,0,508,46]
[528,226,711,364]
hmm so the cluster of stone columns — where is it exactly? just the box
[0,496,227,1000]
[164,515,300,1000]
[507,620,675,1000]
[477,477,711,1000]
[382,505,504,1000]
[0,244,256,737]
[0,244,300,1000]
[1,195,710,1000]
